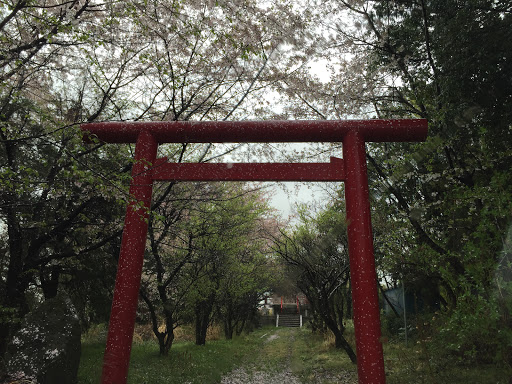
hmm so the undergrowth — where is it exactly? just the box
[289,327,358,384]
[78,324,268,384]
[78,322,512,384]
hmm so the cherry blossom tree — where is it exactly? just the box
[0,0,323,357]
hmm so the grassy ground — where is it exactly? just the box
[287,328,358,383]
[78,325,268,384]
[78,323,511,384]
[383,340,511,384]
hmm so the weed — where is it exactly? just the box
[78,326,272,384]
[78,324,512,384]
[290,327,358,384]
[383,339,512,384]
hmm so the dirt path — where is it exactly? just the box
[220,328,358,384]
[220,329,302,384]
[220,366,301,384]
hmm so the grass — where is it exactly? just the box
[288,327,358,383]
[250,327,292,372]
[78,325,269,384]
[79,323,512,384]
[383,340,512,384]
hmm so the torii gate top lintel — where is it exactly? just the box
[81,119,427,144]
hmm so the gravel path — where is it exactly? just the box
[220,331,302,384]
[219,329,358,384]
[220,366,302,384]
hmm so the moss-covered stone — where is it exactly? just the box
[6,293,81,383]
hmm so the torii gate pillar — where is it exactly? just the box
[81,119,427,384]
[344,130,384,381]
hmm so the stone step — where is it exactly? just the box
[277,315,301,327]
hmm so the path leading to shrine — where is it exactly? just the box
[219,328,358,384]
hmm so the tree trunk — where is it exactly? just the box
[195,295,214,346]
[139,287,175,356]
[158,328,174,356]
[1,190,30,356]
[379,283,401,318]
[195,307,208,346]
[156,333,166,355]
[223,299,233,339]
[223,319,233,340]
[158,313,175,356]
[346,280,352,319]
[41,266,60,300]
[333,327,357,364]
[235,318,246,336]
[320,305,357,365]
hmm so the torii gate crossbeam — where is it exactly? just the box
[81,119,428,384]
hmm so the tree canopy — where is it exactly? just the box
[1,0,511,376]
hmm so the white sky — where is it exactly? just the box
[267,181,336,221]
[270,183,329,219]
[218,141,342,221]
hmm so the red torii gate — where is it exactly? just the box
[81,119,427,384]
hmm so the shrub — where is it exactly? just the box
[428,291,512,367]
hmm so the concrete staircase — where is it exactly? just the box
[276,314,302,328]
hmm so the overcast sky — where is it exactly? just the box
[267,181,335,221]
